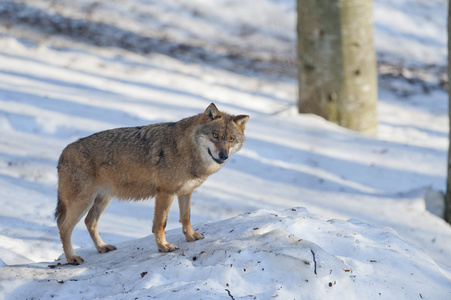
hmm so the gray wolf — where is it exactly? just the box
[55,103,249,265]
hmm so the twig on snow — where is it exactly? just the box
[311,249,317,275]
[225,289,235,300]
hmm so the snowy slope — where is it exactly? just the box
[2,208,450,300]
[0,0,451,299]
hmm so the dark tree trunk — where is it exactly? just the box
[445,0,451,223]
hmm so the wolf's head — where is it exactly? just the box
[196,103,249,166]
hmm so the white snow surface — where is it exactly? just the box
[1,0,451,299]
[2,208,450,299]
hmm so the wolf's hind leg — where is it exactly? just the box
[58,193,94,265]
[85,192,116,253]
[178,193,204,242]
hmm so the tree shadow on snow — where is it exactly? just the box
[229,136,444,198]
[0,1,271,78]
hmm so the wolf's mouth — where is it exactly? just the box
[208,148,224,164]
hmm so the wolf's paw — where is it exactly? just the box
[98,244,117,253]
[158,243,179,252]
[67,255,84,265]
[186,231,205,242]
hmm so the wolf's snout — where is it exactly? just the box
[219,152,228,161]
[207,148,227,164]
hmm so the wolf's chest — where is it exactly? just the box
[178,177,205,194]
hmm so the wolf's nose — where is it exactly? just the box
[219,152,228,161]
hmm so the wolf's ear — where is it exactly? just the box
[233,115,249,131]
[203,103,222,121]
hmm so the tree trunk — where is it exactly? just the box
[445,0,451,223]
[297,0,378,136]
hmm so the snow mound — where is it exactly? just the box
[1,208,449,299]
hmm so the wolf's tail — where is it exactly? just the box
[54,192,66,227]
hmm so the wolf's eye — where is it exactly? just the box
[213,133,219,139]
[229,137,235,142]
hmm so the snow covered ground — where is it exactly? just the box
[0,0,450,299]
[2,208,451,299]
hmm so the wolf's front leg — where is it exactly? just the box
[153,193,179,252]
[178,193,204,242]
